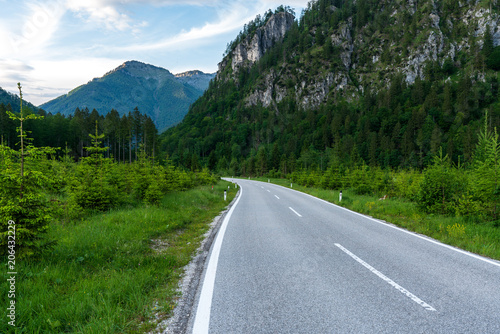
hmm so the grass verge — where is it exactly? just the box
[253,177,500,261]
[1,180,236,333]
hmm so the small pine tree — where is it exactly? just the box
[483,27,494,58]
[0,83,54,258]
[70,121,116,211]
[471,112,500,219]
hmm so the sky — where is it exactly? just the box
[0,0,310,106]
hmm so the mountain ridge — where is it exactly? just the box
[0,86,39,113]
[39,61,214,132]
[160,0,500,173]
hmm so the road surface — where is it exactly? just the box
[190,179,500,333]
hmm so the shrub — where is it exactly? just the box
[392,169,423,201]
[144,182,163,205]
[417,151,463,214]
[455,193,483,222]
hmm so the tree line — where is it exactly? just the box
[0,104,158,162]
[0,87,215,258]
[161,0,500,174]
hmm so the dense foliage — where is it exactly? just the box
[162,0,500,174]
[38,61,206,132]
[159,0,500,223]
[0,92,216,258]
[0,103,158,162]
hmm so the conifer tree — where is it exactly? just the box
[0,83,54,258]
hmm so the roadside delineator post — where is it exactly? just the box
[224,190,227,201]
[339,191,342,202]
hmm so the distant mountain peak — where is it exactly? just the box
[175,70,204,77]
[174,70,216,91]
[100,60,172,81]
[39,61,212,132]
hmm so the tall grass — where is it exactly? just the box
[1,181,236,333]
[254,177,500,261]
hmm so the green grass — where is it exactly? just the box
[253,177,500,261]
[1,181,236,333]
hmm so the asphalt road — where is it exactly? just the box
[190,179,500,333]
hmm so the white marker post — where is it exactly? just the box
[224,190,227,201]
[339,191,342,202]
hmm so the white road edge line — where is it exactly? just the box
[289,207,302,217]
[275,195,280,199]
[258,180,500,269]
[335,243,436,312]
[192,184,243,333]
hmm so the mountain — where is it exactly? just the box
[0,86,39,113]
[160,1,500,173]
[39,61,214,132]
[175,70,216,91]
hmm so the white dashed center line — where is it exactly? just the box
[289,207,302,217]
[335,243,436,311]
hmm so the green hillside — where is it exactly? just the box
[160,0,500,172]
[0,86,39,114]
[39,61,208,132]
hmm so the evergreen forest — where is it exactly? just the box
[1,0,500,331]
[160,0,500,222]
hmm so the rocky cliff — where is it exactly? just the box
[160,0,500,171]
[217,12,295,76]
[221,1,500,110]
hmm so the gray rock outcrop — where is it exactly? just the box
[218,12,295,74]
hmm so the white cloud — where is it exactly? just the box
[116,3,255,52]
[112,0,310,53]
[0,0,312,105]
[1,58,124,106]
[0,1,66,58]
[63,0,220,32]
[66,0,135,31]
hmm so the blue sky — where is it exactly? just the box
[0,0,309,106]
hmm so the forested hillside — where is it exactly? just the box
[161,0,500,172]
[0,103,158,161]
[0,87,39,114]
[39,61,211,132]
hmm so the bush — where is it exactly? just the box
[392,169,423,201]
[144,182,163,205]
[417,152,464,214]
[196,168,218,185]
[455,193,483,222]
[72,181,117,212]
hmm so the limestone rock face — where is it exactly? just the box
[219,12,295,74]
[218,1,500,111]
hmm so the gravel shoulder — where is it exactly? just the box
[150,189,241,334]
